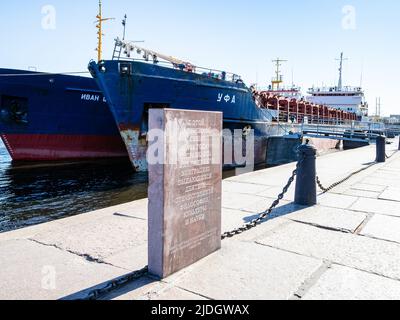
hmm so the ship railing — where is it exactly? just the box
[258,85,302,92]
[301,120,389,140]
[267,109,358,125]
[269,114,356,126]
[112,39,242,84]
[308,86,363,94]
[115,56,242,84]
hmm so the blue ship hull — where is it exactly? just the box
[0,68,127,161]
[89,60,286,170]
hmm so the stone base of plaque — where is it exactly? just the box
[148,108,223,279]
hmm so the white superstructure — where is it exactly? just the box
[306,53,369,119]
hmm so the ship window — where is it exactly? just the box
[0,95,28,125]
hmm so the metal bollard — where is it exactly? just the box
[398,136,400,151]
[376,135,386,163]
[295,143,317,206]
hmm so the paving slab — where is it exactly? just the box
[153,287,209,300]
[221,208,256,233]
[167,240,322,300]
[256,185,296,202]
[380,167,400,173]
[222,181,272,195]
[100,276,159,300]
[348,183,387,193]
[240,198,292,214]
[360,214,400,244]
[350,198,400,217]
[0,239,125,300]
[234,218,294,243]
[317,193,359,209]
[285,205,367,233]
[103,243,148,271]
[342,189,381,199]
[32,215,147,264]
[257,221,400,281]
[361,177,400,188]
[110,280,209,301]
[379,187,400,202]
[113,199,149,220]
[226,166,297,187]
[303,265,400,300]
[370,171,400,181]
[222,193,271,211]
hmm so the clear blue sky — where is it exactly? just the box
[1,0,399,116]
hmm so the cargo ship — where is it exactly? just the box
[0,2,128,162]
[89,39,357,171]
[0,68,127,161]
[307,53,369,121]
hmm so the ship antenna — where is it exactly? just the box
[122,14,127,40]
[96,0,115,62]
[119,13,145,58]
[271,58,287,90]
[291,67,294,87]
[360,59,364,88]
[336,52,348,90]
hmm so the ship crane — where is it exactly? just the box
[116,39,196,72]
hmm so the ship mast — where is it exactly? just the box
[96,0,114,62]
[122,14,127,40]
[336,52,348,90]
[271,58,287,90]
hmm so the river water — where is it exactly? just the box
[0,140,148,233]
[0,138,299,233]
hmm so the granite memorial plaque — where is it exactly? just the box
[148,108,223,279]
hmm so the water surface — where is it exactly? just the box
[0,141,148,233]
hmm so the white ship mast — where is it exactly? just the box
[336,52,348,90]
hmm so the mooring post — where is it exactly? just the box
[398,135,400,151]
[376,135,386,163]
[295,143,317,206]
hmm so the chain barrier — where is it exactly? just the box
[318,147,399,193]
[386,151,398,159]
[83,145,399,300]
[82,158,304,300]
[82,266,149,301]
[221,156,304,240]
[82,157,305,300]
[316,162,376,194]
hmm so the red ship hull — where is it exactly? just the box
[1,134,128,161]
